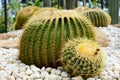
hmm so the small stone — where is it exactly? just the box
[5,76,15,80]
[0,70,8,78]
[16,78,22,80]
[99,75,108,80]
[25,69,33,75]
[23,76,33,80]
[71,76,83,80]
[113,70,119,78]
[54,69,62,76]
[96,79,101,80]
[87,78,95,80]
[30,65,40,72]
[30,72,40,79]
[35,79,42,80]
[12,71,25,78]
[57,66,63,71]
[51,69,56,74]
[40,67,46,72]
[61,71,69,78]
[40,71,49,79]
[47,74,62,80]
[62,78,70,80]
[108,70,114,77]
[46,67,52,73]
[106,76,113,80]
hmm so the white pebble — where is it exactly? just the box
[16,78,22,80]
[40,67,46,72]
[40,71,49,79]
[87,78,95,80]
[23,76,33,80]
[46,67,52,73]
[30,72,40,79]
[5,76,15,80]
[113,70,119,78]
[57,66,63,71]
[54,69,61,76]
[61,71,69,78]
[12,71,25,78]
[30,65,40,72]
[51,69,56,74]
[62,78,70,80]
[35,79,42,80]
[47,74,62,80]
[71,76,83,80]
[25,69,33,75]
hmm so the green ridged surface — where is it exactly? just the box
[19,10,96,68]
[83,9,111,27]
[61,38,104,78]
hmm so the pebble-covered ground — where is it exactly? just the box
[0,25,120,80]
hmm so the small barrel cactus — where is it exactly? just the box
[19,10,96,68]
[14,6,40,30]
[61,38,104,78]
[82,8,111,27]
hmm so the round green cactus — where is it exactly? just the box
[82,8,111,27]
[14,6,40,30]
[19,10,96,68]
[61,38,104,78]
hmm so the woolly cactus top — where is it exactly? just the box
[32,10,83,19]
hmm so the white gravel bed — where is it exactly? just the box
[0,25,120,80]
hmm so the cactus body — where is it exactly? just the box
[14,6,40,30]
[61,38,104,78]
[19,10,96,68]
[82,8,111,27]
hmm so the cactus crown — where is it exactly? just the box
[61,38,104,78]
[19,10,96,68]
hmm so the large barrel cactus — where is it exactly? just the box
[61,38,104,78]
[14,6,40,30]
[82,8,111,27]
[74,7,111,27]
[19,10,96,68]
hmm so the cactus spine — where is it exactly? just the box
[19,10,96,68]
[61,38,104,78]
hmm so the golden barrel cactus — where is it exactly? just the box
[75,7,111,27]
[19,10,96,68]
[61,38,104,78]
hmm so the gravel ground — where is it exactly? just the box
[0,25,120,80]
